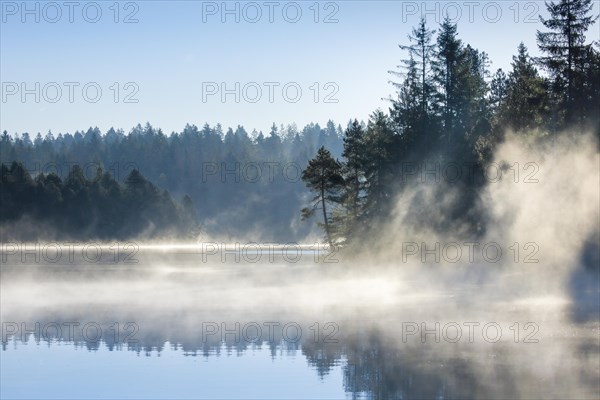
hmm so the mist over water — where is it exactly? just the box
[2,0,599,395]
[2,132,598,399]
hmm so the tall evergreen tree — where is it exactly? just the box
[579,44,600,135]
[489,69,508,115]
[498,43,549,133]
[363,110,396,220]
[450,44,492,150]
[338,120,367,243]
[433,17,464,146]
[537,0,598,127]
[391,56,424,152]
[390,17,438,148]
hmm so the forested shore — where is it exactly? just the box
[1,0,598,243]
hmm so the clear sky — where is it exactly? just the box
[1,0,599,136]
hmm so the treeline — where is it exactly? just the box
[301,0,600,246]
[1,0,597,243]
[0,121,345,241]
[0,162,198,240]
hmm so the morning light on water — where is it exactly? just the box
[1,1,599,399]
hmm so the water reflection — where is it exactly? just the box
[1,257,599,399]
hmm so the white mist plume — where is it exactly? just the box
[482,131,599,292]
[364,131,599,297]
[1,132,598,399]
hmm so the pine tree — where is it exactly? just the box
[537,0,598,127]
[390,17,438,145]
[338,120,367,242]
[363,110,396,220]
[498,43,549,133]
[457,45,491,139]
[580,44,600,135]
[490,69,508,114]
[433,17,464,146]
[0,130,12,164]
[301,146,344,247]
[391,56,424,153]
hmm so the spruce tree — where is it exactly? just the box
[537,0,598,127]
[499,43,549,133]
[433,17,464,146]
[390,17,438,147]
[338,120,367,243]
[363,110,396,220]
[391,56,423,153]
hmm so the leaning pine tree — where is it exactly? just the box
[301,146,344,248]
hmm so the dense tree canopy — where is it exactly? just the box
[1,0,598,244]
[301,0,599,246]
[0,162,198,240]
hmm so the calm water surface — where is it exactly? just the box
[1,250,598,399]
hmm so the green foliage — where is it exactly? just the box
[301,146,344,247]
[362,110,397,219]
[0,162,197,240]
[3,9,599,244]
[302,10,598,247]
[390,17,438,154]
[497,43,550,134]
[338,120,368,243]
[0,121,345,241]
[537,0,599,128]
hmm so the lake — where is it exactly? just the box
[1,247,599,399]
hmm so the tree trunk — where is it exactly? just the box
[320,181,332,248]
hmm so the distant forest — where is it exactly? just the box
[1,0,599,243]
[1,121,343,240]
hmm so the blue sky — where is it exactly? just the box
[1,0,599,136]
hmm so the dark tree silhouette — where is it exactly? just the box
[301,146,344,247]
